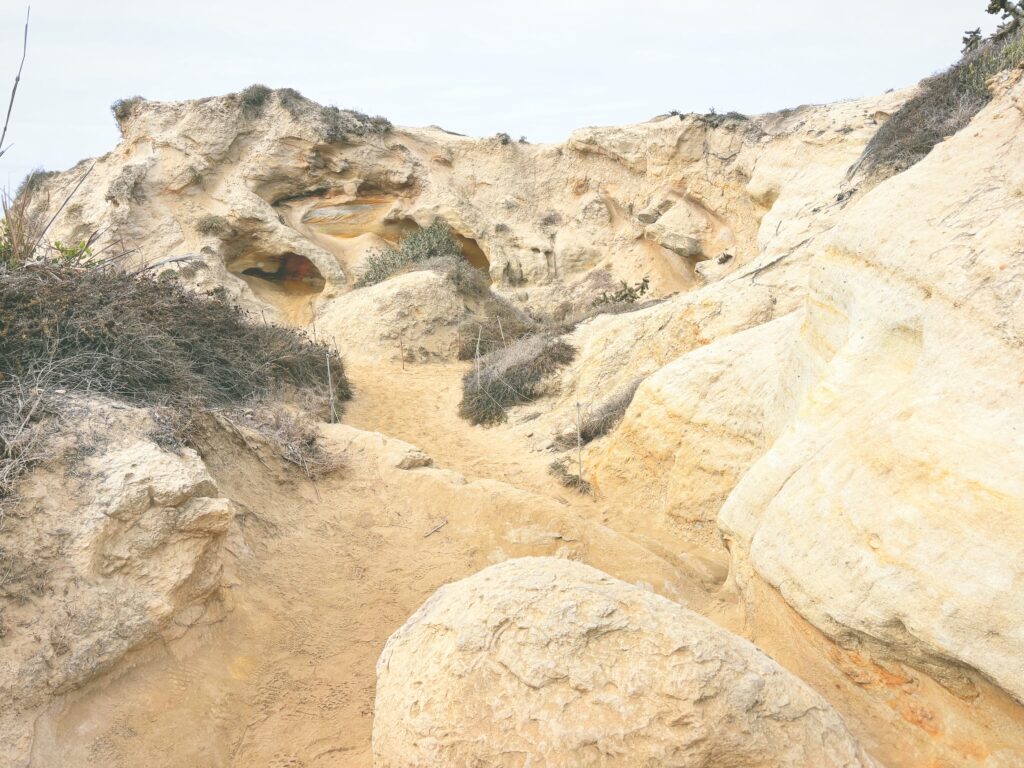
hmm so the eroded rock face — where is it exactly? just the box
[33,87,907,332]
[715,69,1024,705]
[373,557,878,768]
[586,312,801,550]
[0,400,235,762]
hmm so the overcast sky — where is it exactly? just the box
[0,1,1002,188]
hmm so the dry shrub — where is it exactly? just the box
[239,84,273,117]
[0,365,60,525]
[858,29,1024,178]
[548,458,592,494]
[418,254,491,298]
[0,265,351,410]
[0,185,46,267]
[553,377,644,450]
[241,409,346,480]
[0,264,351,506]
[355,222,464,288]
[459,335,575,425]
[111,95,145,126]
[457,300,538,360]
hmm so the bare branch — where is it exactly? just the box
[0,6,30,159]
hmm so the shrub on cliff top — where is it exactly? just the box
[111,95,145,126]
[857,27,1024,178]
[239,84,273,117]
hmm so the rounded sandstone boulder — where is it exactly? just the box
[373,557,877,767]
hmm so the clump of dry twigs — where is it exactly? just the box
[459,334,575,425]
[0,265,351,507]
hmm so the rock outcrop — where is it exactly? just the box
[374,557,877,768]
[0,400,235,761]
[719,68,1024,703]
[33,87,906,342]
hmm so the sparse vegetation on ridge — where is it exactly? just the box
[111,95,144,127]
[857,12,1024,178]
[239,83,273,116]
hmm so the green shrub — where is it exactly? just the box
[459,335,575,425]
[858,28,1024,178]
[196,214,234,238]
[593,277,650,307]
[111,95,145,125]
[354,221,463,287]
[239,84,273,117]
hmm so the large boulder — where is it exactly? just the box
[373,557,877,768]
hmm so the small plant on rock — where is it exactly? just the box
[593,276,650,307]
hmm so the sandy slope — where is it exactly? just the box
[23,360,732,767]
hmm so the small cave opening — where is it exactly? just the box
[454,233,490,272]
[229,252,326,297]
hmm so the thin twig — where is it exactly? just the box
[29,162,95,258]
[326,351,337,423]
[424,519,448,538]
[0,6,29,159]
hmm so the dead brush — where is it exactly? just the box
[459,334,575,425]
[0,185,46,266]
[0,265,352,507]
[457,304,538,360]
[548,457,592,495]
[243,408,346,480]
[553,377,644,450]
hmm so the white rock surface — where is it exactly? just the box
[716,70,1024,702]
[373,557,878,768]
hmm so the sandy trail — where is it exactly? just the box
[27,357,695,767]
[344,357,576,500]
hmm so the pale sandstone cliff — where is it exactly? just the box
[6,66,1024,768]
